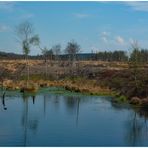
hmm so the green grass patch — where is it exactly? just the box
[112,95,128,103]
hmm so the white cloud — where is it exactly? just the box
[116,36,125,45]
[101,31,110,36]
[100,31,111,43]
[74,13,91,19]
[101,36,108,43]
[125,2,148,12]
[100,31,127,47]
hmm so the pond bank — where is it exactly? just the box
[0,78,112,96]
[0,77,148,107]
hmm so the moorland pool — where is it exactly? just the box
[0,87,148,146]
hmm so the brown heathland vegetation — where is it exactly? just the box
[0,60,148,106]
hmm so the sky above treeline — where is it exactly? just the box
[0,1,148,55]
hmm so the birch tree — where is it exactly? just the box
[15,21,39,87]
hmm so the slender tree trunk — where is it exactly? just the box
[45,56,48,79]
[25,55,29,87]
[27,58,30,83]
[50,54,52,66]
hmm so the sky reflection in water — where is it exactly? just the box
[0,89,148,146]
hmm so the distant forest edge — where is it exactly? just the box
[0,50,128,61]
[0,49,148,63]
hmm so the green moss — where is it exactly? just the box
[40,86,112,97]
[119,95,127,102]
[113,95,127,103]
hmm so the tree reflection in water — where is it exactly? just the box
[125,109,148,146]
[1,91,7,110]
[76,97,80,127]
[43,94,50,117]
[65,96,77,112]
[135,107,148,132]
[19,92,148,146]
[43,95,46,117]
[111,101,148,146]
[0,85,7,110]
[64,96,81,126]
[53,95,60,110]
[32,96,35,104]
[21,93,39,146]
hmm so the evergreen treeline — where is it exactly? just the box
[91,50,128,61]
[0,49,148,63]
[59,51,128,61]
[0,51,42,60]
[129,49,148,63]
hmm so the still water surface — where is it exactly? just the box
[0,88,148,146]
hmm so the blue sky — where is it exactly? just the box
[0,1,148,55]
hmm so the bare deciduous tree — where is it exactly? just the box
[52,44,61,61]
[15,21,39,87]
[65,40,80,66]
[128,40,141,90]
[41,47,49,79]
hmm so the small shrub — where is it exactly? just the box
[118,95,127,102]
[129,97,141,105]
[141,98,148,107]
